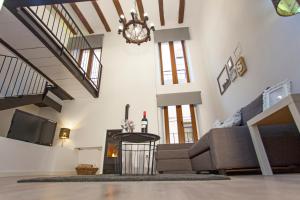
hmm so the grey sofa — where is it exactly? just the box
[188,94,300,174]
[156,143,193,174]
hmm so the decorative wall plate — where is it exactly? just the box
[235,56,247,76]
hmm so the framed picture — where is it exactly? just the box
[227,57,237,82]
[227,57,234,69]
[228,67,238,82]
[235,56,247,76]
[263,80,292,111]
[217,66,231,95]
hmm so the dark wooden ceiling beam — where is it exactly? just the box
[52,5,77,35]
[158,0,165,26]
[5,0,92,8]
[136,0,145,21]
[91,1,111,32]
[178,0,185,24]
[70,3,94,34]
[113,0,126,20]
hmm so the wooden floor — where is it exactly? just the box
[0,174,300,200]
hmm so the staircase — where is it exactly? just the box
[2,2,103,98]
[0,54,62,112]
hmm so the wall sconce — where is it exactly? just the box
[0,0,4,10]
[59,128,71,147]
[272,0,300,16]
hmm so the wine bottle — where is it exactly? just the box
[141,111,148,133]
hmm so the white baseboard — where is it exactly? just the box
[0,171,76,178]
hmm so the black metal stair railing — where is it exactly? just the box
[22,4,102,92]
[0,54,54,98]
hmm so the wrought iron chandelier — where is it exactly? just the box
[118,0,155,45]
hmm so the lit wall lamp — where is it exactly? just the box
[0,0,4,10]
[272,0,300,16]
[59,128,71,147]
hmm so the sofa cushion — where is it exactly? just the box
[157,143,194,151]
[241,94,263,125]
[156,159,192,172]
[209,126,259,169]
[188,133,210,158]
[156,149,190,160]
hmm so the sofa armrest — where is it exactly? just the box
[188,133,210,158]
[209,126,259,169]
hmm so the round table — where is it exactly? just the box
[112,132,160,175]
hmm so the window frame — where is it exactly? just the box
[163,104,198,144]
[158,40,190,85]
[78,47,102,80]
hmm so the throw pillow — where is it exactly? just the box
[221,110,242,128]
[213,120,223,128]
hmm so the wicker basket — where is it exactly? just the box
[75,164,98,175]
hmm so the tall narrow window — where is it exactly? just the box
[174,41,190,84]
[159,42,173,85]
[90,49,101,85]
[164,104,198,144]
[77,48,102,85]
[167,106,179,144]
[159,41,190,85]
[79,49,90,72]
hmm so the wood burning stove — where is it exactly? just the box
[103,129,122,174]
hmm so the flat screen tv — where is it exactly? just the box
[7,110,57,146]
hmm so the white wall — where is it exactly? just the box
[39,23,217,175]
[59,32,159,173]
[0,0,222,175]
[58,13,223,166]
[192,0,300,120]
[182,1,224,133]
[7,0,295,175]
[0,23,162,176]
[0,43,78,176]
[0,105,77,177]
[0,137,77,176]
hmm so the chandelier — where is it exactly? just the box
[118,1,155,45]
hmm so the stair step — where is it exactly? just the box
[0,94,61,112]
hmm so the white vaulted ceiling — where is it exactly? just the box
[64,0,189,35]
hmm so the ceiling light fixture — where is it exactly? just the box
[0,0,4,10]
[271,0,300,16]
[118,0,155,45]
